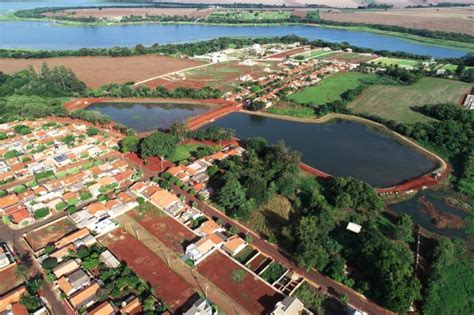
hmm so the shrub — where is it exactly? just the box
[33,207,49,220]
[230,269,246,282]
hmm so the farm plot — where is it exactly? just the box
[100,229,196,312]
[24,217,76,252]
[289,72,376,106]
[130,204,195,254]
[321,8,474,36]
[0,264,24,295]
[0,55,205,88]
[197,251,283,314]
[348,77,471,123]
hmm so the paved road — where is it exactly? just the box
[0,212,71,314]
[171,185,393,315]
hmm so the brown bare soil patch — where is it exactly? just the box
[100,229,196,312]
[24,218,76,252]
[197,251,283,314]
[0,55,205,88]
[321,8,474,36]
[45,8,213,19]
[130,207,195,254]
[0,264,24,295]
[146,61,279,92]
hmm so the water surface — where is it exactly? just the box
[87,102,212,132]
[207,113,437,187]
[0,21,467,58]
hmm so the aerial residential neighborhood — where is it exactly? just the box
[0,1,473,315]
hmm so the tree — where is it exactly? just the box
[119,135,139,153]
[169,121,188,141]
[86,127,99,136]
[139,131,178,159]
[394,213,414,242]
[217,176,246,214]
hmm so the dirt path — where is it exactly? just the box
[116,214,250,315]
[133,62,213,86]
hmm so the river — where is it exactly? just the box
[0,1,469,57]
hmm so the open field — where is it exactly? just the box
[289,72,375,105]
[267,102,315,118]
[130,204,195,254]
[210,9,292,21]
[0,55,205,88]
[321,7,474,36]
[292,49,334,61]
[149,61,278,92]
[370,57,420,67]
[100,229,196,312]
[325,52,378,63]
[45,8,213,19]
[24,217,76,251]
[197,251,283,314]
[169,144,205,162]
[0,264,24,295]
[348,77,471,123]
[243,195,296,240]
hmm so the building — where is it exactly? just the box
[87,301,116,315]
[183,298,216,315]
[53,259,80,278]
[271,296,305,315]
[99,250,121,269]
[346,222,362,234]
[69,282,100,310]
[185,234,225,263]
[222,236,247,256]
[0,286,26,313]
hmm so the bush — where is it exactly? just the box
[33,207,49,220]
[230,269,247,282]
[41,257,58,270]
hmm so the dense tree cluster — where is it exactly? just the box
[212,138,301,218]
[0,64,86,97]
[423,237,474,315]
[186,126,234,141]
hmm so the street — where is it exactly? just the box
[171,185,393,315]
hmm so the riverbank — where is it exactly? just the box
[1,11,472,52]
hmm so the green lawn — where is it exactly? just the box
[348,77,471,123]
[289,72,375,106]
[370,57,420,68]
[168,144,202,163]
[292,50,334,61]
[210,10,291,22]
[266,103,315,118]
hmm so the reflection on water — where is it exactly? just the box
[206,112,437,187]
[87,102,212,132]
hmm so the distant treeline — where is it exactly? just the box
[2,35,463,64]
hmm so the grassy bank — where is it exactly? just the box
[348,77,471,124]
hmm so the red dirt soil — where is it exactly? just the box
[24,218,77,252]
[102,229,195,312]
[0,56,205,88]
[129,210,195,254]
[0,264,23,295]
[197,251,283,314]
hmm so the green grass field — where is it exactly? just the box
[370,57,420,68]
[168,144,202,162]
[267,103,315,118]
[292,50,334,61]
[210,10,291,22]
[348,77,471,124]
[289,72,375,106]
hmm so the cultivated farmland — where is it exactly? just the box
[289,72,375,105]
[197,251,283,314]
[348,77,471,123]
[321,7,474,36]
[0,55,205,88]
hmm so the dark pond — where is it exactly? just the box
[389,190,469,239]
[87,102,212,132]
[0,21,468,58]
[206,112,438,187]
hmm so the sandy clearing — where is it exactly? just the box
[0,55,206,88]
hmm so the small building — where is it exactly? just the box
[185,234,224,263]
[53,259,81,278]
[0,286,26,313]
[55,228,90,248]
[69,282,100,310]
[271,296,305,315]
[346,222,362,234]
[88,300,116,315]
[195,220,221,237]
[99,250,121,269]
[183,298,216,315]
[222,236,247,256]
